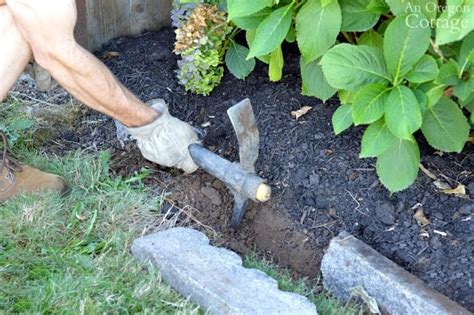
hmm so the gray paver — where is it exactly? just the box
[322,231,471,315]
[132,227,317,315]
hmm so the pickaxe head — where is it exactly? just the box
[227,99,269,227]
[188,99,270,228]
[227,98,259,173]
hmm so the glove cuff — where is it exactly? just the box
[125,99,168,137]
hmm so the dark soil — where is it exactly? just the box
[24,29,473,310]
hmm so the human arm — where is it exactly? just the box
[5,0,157,127]
[4,0,199,172]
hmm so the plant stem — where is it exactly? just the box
[341,32,355,44]
[221,27,241,56]
[459,59,469,79]
[295,0,307,10]
[430,39,447,62]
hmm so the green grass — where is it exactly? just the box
[0,150,199,314]
[243,253,361,315]
[0,98,36,148]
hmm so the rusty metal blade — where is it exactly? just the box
[227,98,259,173]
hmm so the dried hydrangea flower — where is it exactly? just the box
[173,2,233,95]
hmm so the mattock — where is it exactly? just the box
[188,98,271,228]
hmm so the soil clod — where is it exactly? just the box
[375,202,397,225]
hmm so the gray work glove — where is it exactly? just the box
[125,99,199,173]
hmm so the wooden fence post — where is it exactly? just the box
[74,0,172,51]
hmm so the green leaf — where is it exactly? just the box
[232,7,273,30]
[447,0,465,14]
[247,3,294,58]
[269,46,284,81]
[338,90,355,104]
[227,0,273,19]
[405,55,439,83]
[422,96,470,152]
[469,52,474,64]
[360,119,396,158]
[357,29,384,50]
[296,0,341,62]
[467,102,474,113]
[376,138,420,192]
[377,19,391,35]
[321,0,333,7]
[285,24,296,42]
[435,0,474,46]
[459,32,474,68]
[413,88,429,112]
[367,0,390,14]
[9,118,34,131]
[352,83,390,125]
[435,59,462,85]
[225,41,256,80]
[420,83,445,108]
[246,29,255,45]
[385,0,438,19]
[460,92,474,109]
[454,77,474,101]
[384,14,431,83]
[332,104,353,135]
[300,56,337,101]
[385,86,422,139]
[246,30,270,63]
[339,0,380,32]
[321,43,391,90]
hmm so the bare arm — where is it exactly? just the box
[38,42,158,127]
[6,0,158,127]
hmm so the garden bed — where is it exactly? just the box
[27,29,472,310]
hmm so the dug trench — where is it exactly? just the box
[25,29,472,310]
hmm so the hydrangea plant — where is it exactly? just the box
[172,1,233,95]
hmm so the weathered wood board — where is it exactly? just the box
[74,0,172,51]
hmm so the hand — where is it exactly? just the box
[126,99,200,173]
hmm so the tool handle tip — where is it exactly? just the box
[255,183,271,202]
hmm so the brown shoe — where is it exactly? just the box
[0,131,68,202]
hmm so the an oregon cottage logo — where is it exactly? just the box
[405,2,471,33]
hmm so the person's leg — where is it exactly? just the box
[6,0,158,127]
[0,5,68,201]
[0,6,32,101]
